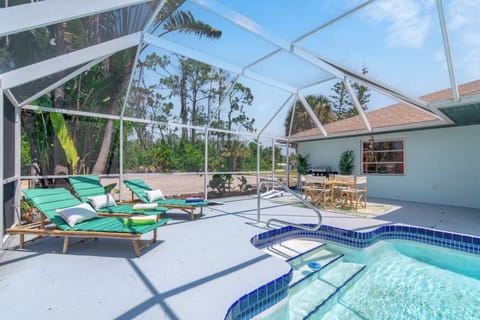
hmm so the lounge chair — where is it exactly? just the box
[124,179,208,220]
[7,188,170,256]
[68,176,168,217]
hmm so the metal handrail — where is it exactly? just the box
[257,179,322,231]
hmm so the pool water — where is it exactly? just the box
[261,240,480,319]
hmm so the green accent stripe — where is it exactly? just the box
[97,204,168,216]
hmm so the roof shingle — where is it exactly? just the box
[289,80,480,140]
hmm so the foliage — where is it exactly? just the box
[21,132,31,169]
[330,67,370,120]
[296,153,311,175]
[339,150,355,175]
[284,95,334,136]
[209,174,226,195]
[224,174,233,192]
[49,112,78,174]
[159,10,222,39]
[237,176,253,192]
[284,68,371,136]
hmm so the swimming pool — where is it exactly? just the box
[224,225,480,320]
[261,239,480,319]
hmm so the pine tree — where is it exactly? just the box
[330,67,370,120]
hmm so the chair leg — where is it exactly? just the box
[132,240,141,257]
[62,236,69,254]
[19,234,25,250]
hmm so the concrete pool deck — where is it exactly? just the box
[1,196,480,319]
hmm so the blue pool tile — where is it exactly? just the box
[248,291,257,306]
[266,281,276,295]
[238,297,248,312]
[434,231,443,238]
[462,235,472,243]
[452,234,462,242]
[275,278,283,291]
[231,302,240,318]
[257,285,266,299]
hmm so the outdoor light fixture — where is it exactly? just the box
[368,135,375,158]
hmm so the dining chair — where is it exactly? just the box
[307,176,333,208]
[342,176,368,210]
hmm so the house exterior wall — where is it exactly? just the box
[297,124,480,209]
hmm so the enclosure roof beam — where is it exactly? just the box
[298,92,328,137]
[257,94,295,139]
[18,55,111,107]
[436,0,459,102]
[192,0,446,119]
[143,34,297,93]
[294,46,445,121]
[189,0,290,51]
[299,76,337,90]
[343,77,372,132]
[291,0,374,45]
[22,105,122,120]
[22,102,280,139]
[0,0,153,37]
[0,33,141,89]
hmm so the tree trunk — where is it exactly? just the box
[91,61,131,174]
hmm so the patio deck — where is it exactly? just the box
[1,196,480,320]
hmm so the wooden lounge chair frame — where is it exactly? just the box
[7,188,170,257]
[124,179,208,220]
[7,219,158,257]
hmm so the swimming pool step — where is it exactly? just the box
[288,261,366,320]
[263,239,326,260]
[308,303,367,320]
[319,261,365,288]
[289,248,343,287]
[288,278,337,320]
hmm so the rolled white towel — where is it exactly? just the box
[133,203,158,210]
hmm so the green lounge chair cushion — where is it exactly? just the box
[124,179,208,207]
[69,176,168,215]
[69,176,106,203]
[22,188,169,233]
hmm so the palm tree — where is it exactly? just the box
[91,3,222,174]
[284,95,334,136]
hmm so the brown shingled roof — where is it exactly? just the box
[289,80,480,140]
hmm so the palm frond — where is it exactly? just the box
[162,10,222,39]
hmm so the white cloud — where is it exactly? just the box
[446,0,480,30]
[364,0,434,48]
[445,0,480,79]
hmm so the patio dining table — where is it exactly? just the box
[326,179,355,208]
[306,178,356,209]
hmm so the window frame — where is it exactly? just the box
[361,137,405,176]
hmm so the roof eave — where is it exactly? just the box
[289,119,447,142]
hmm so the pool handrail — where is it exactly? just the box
[257,179,322,231]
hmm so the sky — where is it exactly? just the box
[142,0,480,138]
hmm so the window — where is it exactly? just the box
[362,139,405,175]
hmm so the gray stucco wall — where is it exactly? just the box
[297,124,480,209]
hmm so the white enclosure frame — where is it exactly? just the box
[1,0,476,246]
